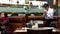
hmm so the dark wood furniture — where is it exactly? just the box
[27,29,52,34]
[8,16,26,32]
[13,32,27,34]
[7,16,60,33]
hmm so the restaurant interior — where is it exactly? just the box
[0,0,59,34]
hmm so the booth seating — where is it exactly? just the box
[7,16,59,33]
[8,16,26,32]
[28,16,59,28]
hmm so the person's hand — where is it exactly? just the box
[44,11,47,14]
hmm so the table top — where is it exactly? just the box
[13,27,60,33]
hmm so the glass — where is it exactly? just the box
[0,3,44,16]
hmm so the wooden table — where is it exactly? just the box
[13,27,60,34]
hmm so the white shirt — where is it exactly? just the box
[43,8,54,19]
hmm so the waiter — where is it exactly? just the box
[42,4,54,27]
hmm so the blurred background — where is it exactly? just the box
[0,0,58,16]
[0,0,59,34]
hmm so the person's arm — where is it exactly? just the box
[43,10,47,17]
[1,18,9,25]
[43,9,47,14]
